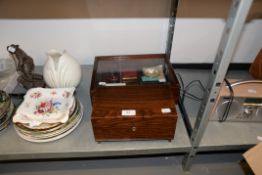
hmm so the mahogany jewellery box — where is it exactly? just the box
[90,54,180,141]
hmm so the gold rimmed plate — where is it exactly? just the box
[15,102,81,138]
[14,102,83,142]
[15,97,77,131]
[13,88,76,126]
[14,99,83,142]
[0,101,15,131]
[14,98,80,134]
[0,91,11,120]
[17,105,83,140]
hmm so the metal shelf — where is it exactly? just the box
[0,0,257,172]
[177,0,254,170]
[177,69,261,152]
[0,66,191,162]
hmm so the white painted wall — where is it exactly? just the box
[0,18,261,65]
[172,19,262,63]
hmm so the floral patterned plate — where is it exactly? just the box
[17,98,76,130]
[17,104,82,140]
[15,98,80,135]
[14,100,83,143]
[13,87,75,127]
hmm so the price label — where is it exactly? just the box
[161,108,171,114]
[121,109,136,116]
[247,89,256,94]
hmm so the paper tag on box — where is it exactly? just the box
[161,108,171,113]
[122,109,136,116]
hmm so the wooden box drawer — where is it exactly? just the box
[91,106,177,141]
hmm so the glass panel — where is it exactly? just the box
[95,57,170,86]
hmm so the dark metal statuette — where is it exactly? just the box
[7,44,45,89]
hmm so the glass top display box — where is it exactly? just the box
[90,54,180,141]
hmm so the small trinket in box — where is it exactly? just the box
[101,72,120,83]
[121,70,138,82]
[142,65,166,83]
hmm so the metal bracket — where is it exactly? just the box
[182,0,253,171]
[166,0,179,60]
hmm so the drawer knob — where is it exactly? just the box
[132,126,136,132]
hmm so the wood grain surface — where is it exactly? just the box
[0,0,261,20]
[90,54,179,141]
[250,49,262,79]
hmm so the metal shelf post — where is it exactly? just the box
[182,0,253,170]
[166,0,179,60]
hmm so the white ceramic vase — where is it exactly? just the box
[43,49,82,88]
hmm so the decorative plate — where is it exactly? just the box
[13,87,75,127]
[14,101,83,143]
[0,101,14,131]
[17,98,77,130]
[15,98,81,135]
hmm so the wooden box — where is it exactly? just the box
[90,54,180,141]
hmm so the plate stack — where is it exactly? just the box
[0,91,14,131]
[0,58,18,93]
[13,88,83,142]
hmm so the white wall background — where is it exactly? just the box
[0,18,261,65]
[172,19,262,63]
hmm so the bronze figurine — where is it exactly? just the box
[7,44,45,89]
